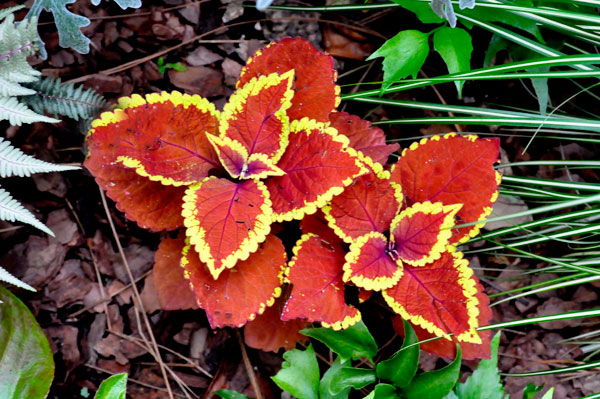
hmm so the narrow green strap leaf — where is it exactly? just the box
[501,359,600,377]
[94,373,127,399]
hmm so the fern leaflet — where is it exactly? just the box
[0,96,59,125]
[0,186,54,236]
[0,265,35,292]
[0,137,79,178]
[22,76,107,122]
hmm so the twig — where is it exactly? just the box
[236,330,263,399]
[98,187,175,399]
[65,198,112,331]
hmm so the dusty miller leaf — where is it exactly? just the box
[91,0,142,10]
[430,0,477,27]
[26,0,91,57]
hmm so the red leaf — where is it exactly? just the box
[244,297,309,352]
[266,119,366,222]
[207,135,285,179]
[323,170,402,243]
[89,168,185,231]
[182,234,287,328]
[282,234,361,330]
[391,277,492,360]
[329,112,399,165]
[343,232,403,291]
[182,177,272,279]
[221,71,294,162]
[390,201,461,267]
[153,234,198,310]
[238,37,340,123]
[382,251,482,344]
[299,211,344,247]
[390,134,501,244]
[112,92,221,186]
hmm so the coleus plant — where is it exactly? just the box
[84,37,501,360]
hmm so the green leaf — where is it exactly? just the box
[272,344,320,399]
[301,320,378,363]
[215,389,250,399]
[376,320,419,388]
[460,5,543,41]
[320,357,351,399]
[94,373,127,399]
[522,383,544,399]
[433,27,473,98]
[373,384,402,399]
[401,346,462,399]
[530,66,550,115]
[366,30,430,90]
[454,333,506,399]
[0,285,55,399]
[540,388,554,399]
[390,0,444,23]
[330,368,376,394]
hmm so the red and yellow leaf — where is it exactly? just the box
[85,110,185,231]
[300,210,344,247]
[266,118,366,222]
[390,201,461,267]
[221,70,294,163]
[329,112,400,165]
[238,37,340,123]
[390,133,501,244]
[244,296,309,352]
[323,170,402,243]
[382,251,481,343]
[391,277,492,360]
[114,91,221,186]
[343,232,403,291]
[207,134,285,179]
[181,234,287,328]
[282,234,361,330]
[153,234,198,310]
[182,177,272,279]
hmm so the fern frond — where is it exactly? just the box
[0,13,40,86]
[0,5,25,22]
[21,76,107,121]
[0,96,60,125]
[0,75,36,97]
[0,186,54,236]
[0,265,35,292]
[0,137,79,178]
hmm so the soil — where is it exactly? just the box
[1,1,599,398]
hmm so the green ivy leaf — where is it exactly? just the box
[376,320,419,388]
[522,383,544,399]
[330,368,376,394]
[402,346,461,399]
[320,357,351,399]
[433,27,473,98]
[94,373,127,399]
[301,320,378,363]
[0,285,55,399]
[272,344,320,399]
[373,384,402,399]
[366,30,430,90]
[453,332,506,399]
[215,389,250,399]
